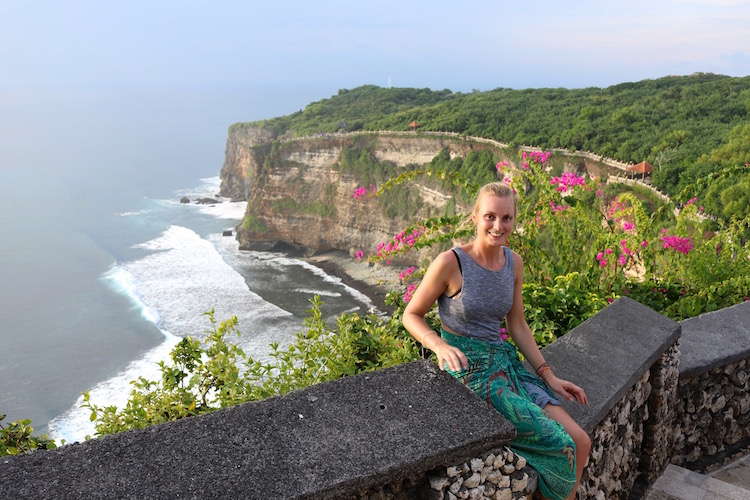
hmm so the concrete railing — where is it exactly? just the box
[2,299,749,499]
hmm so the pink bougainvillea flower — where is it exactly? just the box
[404,283,417,303]
[355,250,364,262]
[398,266,416,281]
[660,234,694,255]
[550,172,586,193]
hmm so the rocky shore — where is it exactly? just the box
[305,250,404,314]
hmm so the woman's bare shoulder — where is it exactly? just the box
[508,247,523,264]
[431,248,461,272]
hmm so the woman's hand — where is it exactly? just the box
[545,374,588,405]
[433,343,469,372]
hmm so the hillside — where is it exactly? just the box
[235,73,750,212]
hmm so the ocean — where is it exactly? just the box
[0,84,374,443]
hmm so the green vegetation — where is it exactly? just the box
[246,73,750,222]
[241,214,267,233]
[80,301,423,437]
[1,412,57,455]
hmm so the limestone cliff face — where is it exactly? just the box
[219,128,492,257]
[219,124,276,201]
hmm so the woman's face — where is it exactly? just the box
[472,194,515,247]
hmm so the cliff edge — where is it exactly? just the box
[218,128,499,259]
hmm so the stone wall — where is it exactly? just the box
[672,359,750,466]
[3,300,749,499]
[670,300,750,469]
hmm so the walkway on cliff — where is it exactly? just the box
[283,128,673,206]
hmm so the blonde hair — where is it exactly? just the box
[474,182,517,218]
[458,182,518,232]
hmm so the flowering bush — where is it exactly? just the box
[359,151,750,337]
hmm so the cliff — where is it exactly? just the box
[219,128,498,258]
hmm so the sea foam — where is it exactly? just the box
[48,224,295,443]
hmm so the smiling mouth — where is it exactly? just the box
[488,231,504,237]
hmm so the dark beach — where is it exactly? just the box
[305,250,402,315]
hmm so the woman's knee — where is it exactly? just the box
[570,426,591,456]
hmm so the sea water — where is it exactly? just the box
[0,84,369,443]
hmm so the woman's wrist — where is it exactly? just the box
[536,361,553,380]
[418,329,436,346]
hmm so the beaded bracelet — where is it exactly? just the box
[535,362,551,376]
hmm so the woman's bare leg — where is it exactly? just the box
[544,405,591,500]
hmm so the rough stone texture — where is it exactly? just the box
[3,297,749,499]
[573,342,681,499]
[222,131,487,258]
[577,369,652,499]
[640,342,681,483]
[679,300,750,378]
[534,297,681,499]
[425,447,536,500]
[0,360,515,500]
[219,123,276,200]
[669,301,750,469]
[671,358,750,468]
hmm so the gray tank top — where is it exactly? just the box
[438,246,515,344]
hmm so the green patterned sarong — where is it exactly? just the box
[441,329,576,500]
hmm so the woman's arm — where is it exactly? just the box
[403,251,468,372]
[505,251,588,404]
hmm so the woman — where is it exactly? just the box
[403,181,590,500]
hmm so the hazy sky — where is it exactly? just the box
[2,0,750,93]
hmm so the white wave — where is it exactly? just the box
[169,176,247,220]
[126,225,292,339]
[293,288,342,298]
[173,175,222,199]
[282,257,374,308]
[49,225,299,444]
[48,332,180,444]
[102,265,161,326]
[196,200,246,220]
[233,251,376,311]
[117,209,149,217]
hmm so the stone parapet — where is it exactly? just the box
[0,360,515,500]
[2,299,750,499]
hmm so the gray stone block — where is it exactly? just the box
[537,297,680,434]
[0,359,515,500]
[679,300,750,378]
